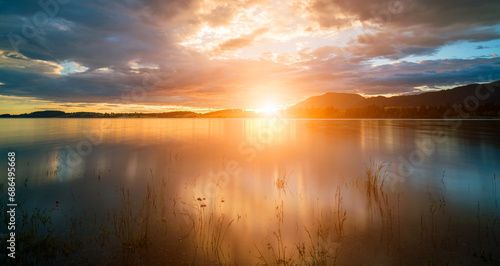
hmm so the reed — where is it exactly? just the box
[257,200,295,265]
[0,204,81,265]
[187,197,234,264]
[365,160,389,205]
[112,186,152,251]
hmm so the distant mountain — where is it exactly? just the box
[22,110,67,117]
[293,92,365,110]
[201,109,256,118]
[353,81,500,108]
[0,110,200,118]
[293,81,500,110]
[157,111,198,118]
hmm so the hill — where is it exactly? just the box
[201,109,256,118]
[293,81,500,110]
[353,81,500,108]
[293,92,365,110]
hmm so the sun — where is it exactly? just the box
[256,101,281,115]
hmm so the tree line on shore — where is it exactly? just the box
[286,102,500,118]
[1,102,499,119]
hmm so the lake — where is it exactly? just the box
[1,118,499,265]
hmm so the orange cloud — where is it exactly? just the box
[213,28,269,54]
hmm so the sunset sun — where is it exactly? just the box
[256,101,281,115]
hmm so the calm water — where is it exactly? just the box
[1,118,499,264]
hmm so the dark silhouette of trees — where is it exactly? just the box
[1,103,499,119]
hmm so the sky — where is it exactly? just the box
[1,0,500,114]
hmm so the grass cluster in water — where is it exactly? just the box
[1,157,499,265]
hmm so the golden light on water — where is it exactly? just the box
[3,118,500,264]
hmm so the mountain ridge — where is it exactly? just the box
[293,92,365,110]
[293,81,500,110]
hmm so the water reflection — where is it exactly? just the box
[0,118,499,264]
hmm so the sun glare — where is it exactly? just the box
[256,102,281,115]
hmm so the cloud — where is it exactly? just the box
[0,0,499,111]
[213,28,269,54]
[202,6,236,27]
[0,1,181,72]
[295,0,500,59]
[0,50,62,74]
[299,0,500,29]
[290,52,500,95]
[344,27,500,60]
